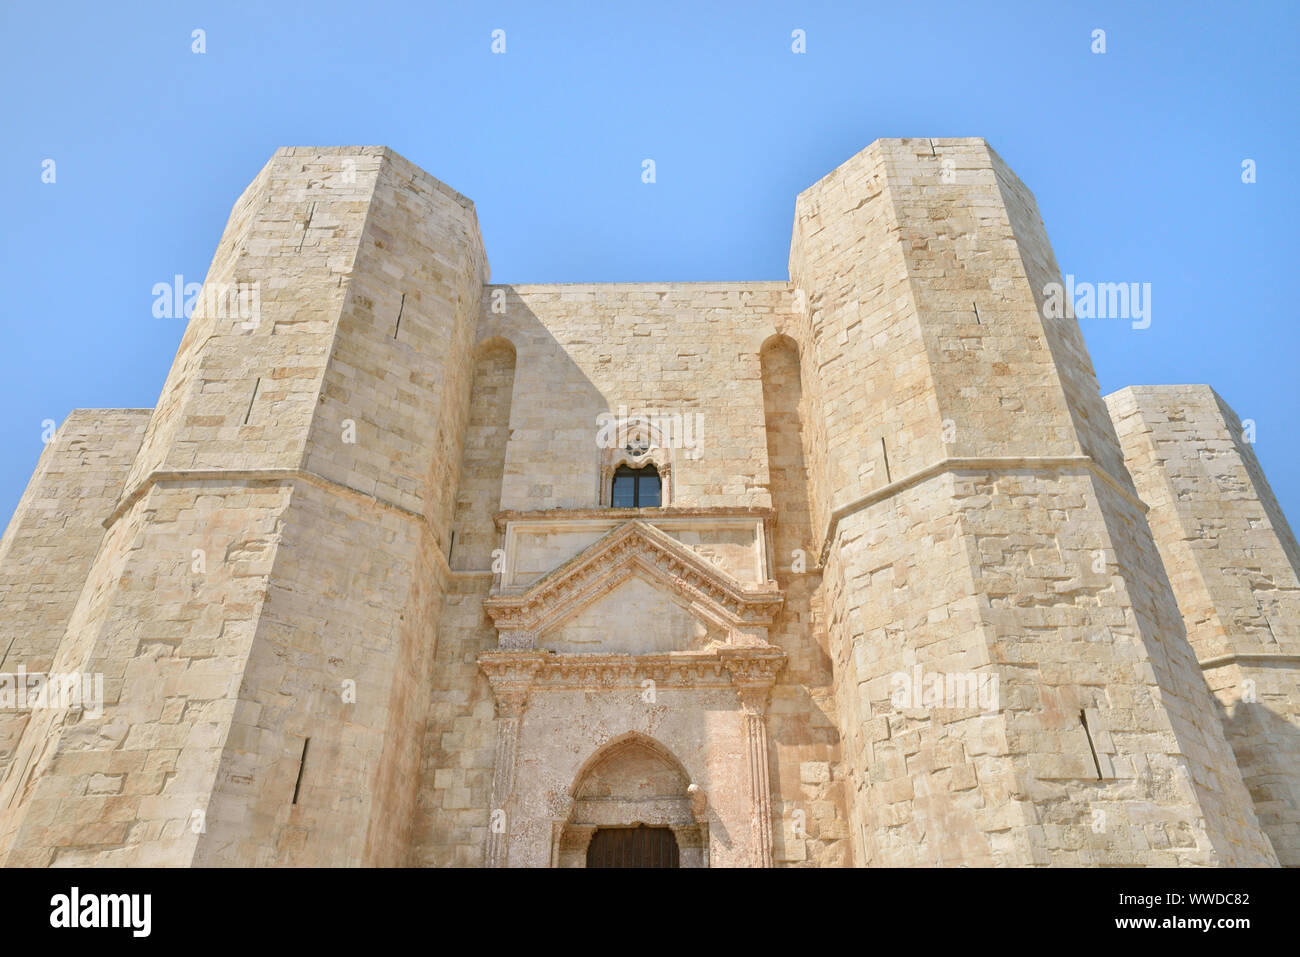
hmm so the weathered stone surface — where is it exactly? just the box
[0,139,1292,867]
[1107,385,1300,865]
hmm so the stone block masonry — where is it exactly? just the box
[1108,385,1300,865]
[0,139,1292,867]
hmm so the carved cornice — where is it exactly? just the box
[494,505,774,531]
[478,647,786,695]
[483,520,783,645]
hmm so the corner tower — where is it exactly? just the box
[1107,384,1300,865]
[0,147,487,866]
[788,138,1276,866]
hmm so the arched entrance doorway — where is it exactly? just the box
[553,734,708,867]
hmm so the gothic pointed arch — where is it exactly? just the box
[553,732,707,867]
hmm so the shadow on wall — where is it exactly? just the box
[417,291,636,866]
[473,289,612,512]
[1217,679,1300,867]
[757,332,846,866]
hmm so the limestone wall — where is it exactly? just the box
[0,410,148,789]
[0,480,294,865]
[1,138,1292,869]
[417,279,852,867]
[1108,384,1300,865]
[477,282,793,511]
[789,138,1275,866]
[0,147,487,866]
[412,573,498,866]
[760,335,848,865]
[0,412,149,673]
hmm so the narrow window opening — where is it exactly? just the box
[243,377,261,425]
[1080,710,1104,780]
[880,437,891,484]
[394,292,406,338]
[292,737,310,805]
[611,464,661,508]
[973,302,981,324]
[448,529,455,563]
[296,201,317,253]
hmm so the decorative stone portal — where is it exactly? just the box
[553,733,706,868]
[479,648,784,867]
[477,517,787,867]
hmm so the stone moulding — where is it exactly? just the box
[478,646,788,692]
[492,504,774,532]
[98,465,455,578]
[482,519,784,648]
[1199,652,1300,669]
[816,453,1150,565]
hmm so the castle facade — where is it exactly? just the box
[1,139,1296,867]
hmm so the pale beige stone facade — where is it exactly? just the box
[0,139,1294,867]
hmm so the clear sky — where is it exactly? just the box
[2,1,1297,532]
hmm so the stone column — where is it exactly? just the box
[482,654,541,867]
[741,691,774,868]
[725,655,780,868]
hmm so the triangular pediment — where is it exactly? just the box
[541,572,723,654]
[483,520,782,649]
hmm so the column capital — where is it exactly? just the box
[479,651,546,717]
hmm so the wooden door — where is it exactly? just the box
[586,825,680,868]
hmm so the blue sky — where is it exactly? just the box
[2,1,1297,531]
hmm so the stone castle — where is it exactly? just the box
[1,138,1297,867]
